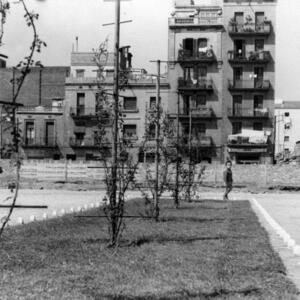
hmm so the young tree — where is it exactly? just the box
[93,40,141,247]
[0,0,46,240]
[141,106,177,220]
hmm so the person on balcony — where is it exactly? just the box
[223,160,233,201]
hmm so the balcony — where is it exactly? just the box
[69,137,98,148]
[228,22,271,36]
[17,106,63,115]
[178,78,213,92]
[228,50,271,64]
[228,79,271,92]
[169,17,223,28]
[66,74,169,87]
[228,108,270,119]
[22,137,58,148]
[182,135,213,147]
[168,106,215,119]
[177,49,216,64]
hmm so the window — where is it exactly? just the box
[149,96,161,110]
[255,12,265,25]
[148,124,156,139]
[123,124,137,139]
[233,95,242,116]
[123,97,137,111]
[255,39,264,52]
[25,121,35,145]
[253,122,263,131]
[284,136,290,142]
[183,38,194,54]
[234,40,245,58]
[232,122,242,134]
[233,67,243,82]
[74,132,85,146]
[76,93,85,116]
[197,66,207,79]
[76,69,85,78]
[198,39,207,54]
[195,95,206,107]
[234,12,244,25]
[284,112,290,117]
[184,67,194,80]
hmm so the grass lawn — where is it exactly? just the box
[0,198,299,300]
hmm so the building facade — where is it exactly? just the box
[275,101,300,160]
[168,0,277,164]
[64,51,170,160]
[0,66,69,159]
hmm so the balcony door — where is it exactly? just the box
[234,40,245,58]
[25,121,35,145]
[255,12,264,26]
[184,67,194,81]
[254,95,263,116]
[45,121,55,146]
[183,95,191,115]
[182,38,194,57]
[197,66,207,86]
[197,38,207,56]
[233,67,243,88]
[254,67,264,88]
[195,94,206,108]
[235,12,244,24]
[233,95,242,116]
[76,93,85,116]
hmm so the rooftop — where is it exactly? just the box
[71,52,114,67]
[275,101,300,110]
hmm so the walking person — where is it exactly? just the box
[223,160,233,201]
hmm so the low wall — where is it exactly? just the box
[1,159,300,188]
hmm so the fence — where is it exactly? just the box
[1,160,299,187]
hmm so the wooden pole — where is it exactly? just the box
[154,60,161,221]
[175,92,180,208]
[111,0,121,240]
[188,97,192,201]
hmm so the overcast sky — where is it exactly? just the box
[1,0,300,101]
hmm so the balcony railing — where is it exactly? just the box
[228,108,270,118]
[69,137,98,147]
[182,135,213,147]
[169,17,223,27]
[17,106,63,114]
[178,78,213,91]
[178,49,215,63]
[169,106,214,118]
[66,74,169,86]
[227,50,271,64]
[22,137,58,147]
[228,79,271,91]
[228,22,271,36]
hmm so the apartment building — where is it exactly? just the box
[0,66,69,159]
[167,0,277,164]
[223,0,276,164]
[64,51,170,160]
[275,101,300,159]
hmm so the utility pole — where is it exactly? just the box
[188,97,192,201]
[111,0,121,235]
[154,59,161,221]
[175,92,180,208]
